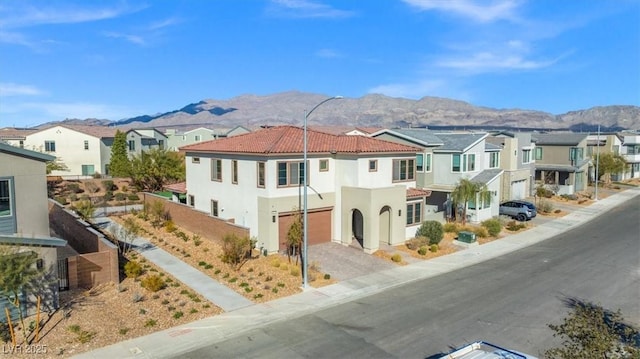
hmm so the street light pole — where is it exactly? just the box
[594,124,600,201]
[302,96,342,289]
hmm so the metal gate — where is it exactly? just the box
[58,258,69,291]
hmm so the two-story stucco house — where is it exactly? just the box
[372,129,503,224]
[165,126,251,151]
[532,133,590,195]
[23,125,117,178]
[621,132,640,180]
[1,142,66,318]
[125,128,168,157]
[487,131,536,201]
[586,132,625,182]
[0,128,36,148]
[180,126,425,254]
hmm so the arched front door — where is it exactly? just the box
[379,206,391,244]
[352,209,364,248]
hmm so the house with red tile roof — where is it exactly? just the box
[180,126,427,254]
[22,125,119,178]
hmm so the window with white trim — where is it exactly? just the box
[211,158,222,181]
[393,159,415,181]
[277,161,307,187]
[489,152,500,168]
[416,154,424,172]
[535,147,542,160]
[45,140,56,152]
[425,153,432,172]
[452,153,476,172]
[84,140,89,150]
[522,149,532,164]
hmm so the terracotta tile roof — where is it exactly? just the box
[407,188,432,198]
[181,126,421,154]
[164,182,187,194]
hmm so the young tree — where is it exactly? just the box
[286,211,303,265]
[112,216,141,253]
[450,178,490,225]
[46,156,69,174]
[0,245,48,342]
[596,152,627,185]
[130,149,185,192]
[546,301,639,359]
[109,130,131,178]
[74,200,95,222]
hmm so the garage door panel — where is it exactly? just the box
[278,208,332,251]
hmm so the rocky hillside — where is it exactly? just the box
[46,91,640,131]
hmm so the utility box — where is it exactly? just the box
[458,231,477,243]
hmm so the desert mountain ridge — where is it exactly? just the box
[43,91,640,131]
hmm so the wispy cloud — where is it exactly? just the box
[103,17,182,46]
[315,48,343,58]
[103,31,146,46]
[402,0,521,23]
[267,0,355,19]
[0,83,44,96]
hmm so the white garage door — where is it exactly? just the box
[511,180,526,200]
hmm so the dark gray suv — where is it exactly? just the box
[499,200,537,221]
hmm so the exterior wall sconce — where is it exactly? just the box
[271,210,277,223]
[398,209,402,217]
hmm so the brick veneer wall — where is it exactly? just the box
[142,193,249,244]
[48,200,119,289]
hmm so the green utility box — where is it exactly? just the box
[457,231,477,243]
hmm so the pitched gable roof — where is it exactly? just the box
[37,124,119,139]
[532,133,588,146]
[180,126,420,154]
[433,133,488,152]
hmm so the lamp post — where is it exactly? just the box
[594,124,600,201]
[302,96,342,289]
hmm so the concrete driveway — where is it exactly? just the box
[307,242,395,281]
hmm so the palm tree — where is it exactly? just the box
[450,178,491,225]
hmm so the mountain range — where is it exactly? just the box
[51,91,640,131]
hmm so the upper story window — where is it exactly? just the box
[569,147,584,162]
[195,135,201,141]
[188,195,195,207]
[393,159,415,182]
[613,145,620,154]
[45,140,56,152]
[489,152,500,168]
[158,140,165,150]
[18,140,24,148]
[452,154,476,172]
[535,147,543,161]
[277,161,307,187]
[257,162,266,188]
[424,153,432,172]
[319,159,329,172]
[522,149,532,164]
[416,154,424,172]
[627,144,640,155]
[232,160,238,184]
[369,160,378,172]
[0,178,12,217]
[211,158,222,182]
[192,157,200,164]
[83,140,89,150]
[128,140,135,151]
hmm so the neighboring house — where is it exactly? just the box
[180,126,423,254]
[586,132,625,182]
[165,126,251,151]
[0,142,66,318]
[125,128,168,157]
[620,132,640,179]
[23,125,117,178]
[487,131,536,201]
[532,133,590,195]
[0,128,36,148]
[372,129,503,224]
[309,126,384,136]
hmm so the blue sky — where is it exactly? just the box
[1,0,638,128]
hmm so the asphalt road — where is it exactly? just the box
[183,199,640,359]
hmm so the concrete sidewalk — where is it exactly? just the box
[95,217,253,312]
[77,187,640,359]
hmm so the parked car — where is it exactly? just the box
[499,200,537,221]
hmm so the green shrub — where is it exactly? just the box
[114,192,127,201]
[481,218,502,237]
[391,253,402,263]
[144,319,157,327]
[164,220,177,233]
[430,244,439,252]
[54,196,68,205]
[141,274,166,292]
[254,294,263,299]
[472,226,488,238]
[66,182,83,193]
[290,267,300,277]
[124,261,143,278]
[119,328,130,335]
[173,311,184,319]
[417,246,428,255]
[102,180,117,191]
[128,194,140,201]
[103,190,114,202]
[323,274,331,280]
[443,222,458,233]
[416,220,444,245]
[405,236,429,250]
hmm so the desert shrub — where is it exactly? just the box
[253,294,263,299]
[481,218,502,237]
[128,194,140,201]
[84,181,99,193]
[391,253,402,263]
[141,274,166,292]
[443,222,459,233]
[115,192,127,201]
[472,226,489,238]
[131,292,144,303]
[119,328,130,335]
[506,221,526,231]
[93,172,102,179]
[220,233,251,267]
[290,267,300,277]
[538,199,554,213]
[430,244,439,252]
[405,236,429,250]
[145,319,157,327]
[124,260,143,278]
[69,193,78,202]
[66,182,83,194]
[324,274,331,280]
[54,196,68,205]
[554,209,561,213]
[164,220,177,233]
[173,311,184,319]
[244,287,253,293]
[417,246,428,255]
[560,193,578,201]
[102,180,117,191]
[416,220,444,245]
